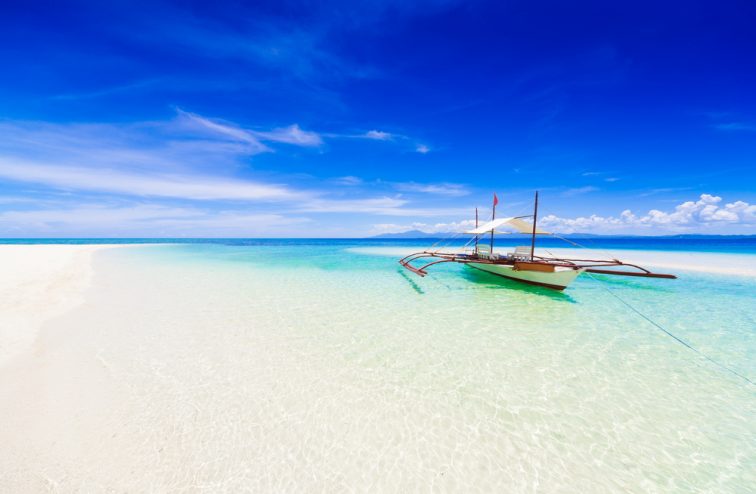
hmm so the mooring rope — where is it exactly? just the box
[585,272,755,387]
[550,233,621,262]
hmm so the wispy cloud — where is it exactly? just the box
[580,171,618,182]
[50,79,162,101]
[177,110,322,150]
[0,203,311,237]
[180,111,431,151]
[0,157,467,218]
[394,182,469,196]
[703,111,756,133]
[326,176,469,197]
[561,186,598,196]
[322,129,434,154]
[0,158,298,201]
[370,219,476,235]
[296,197,406,214]
[254,124,323,146]
[712,122,756,132]
[637,187,693,197]
[123,9,370,83]
[0,116,460,232]
[295,197,468,217]
[0,115,270,170]
[331,176,363,186]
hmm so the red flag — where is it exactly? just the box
[493,193,499,207]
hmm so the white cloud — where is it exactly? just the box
[369,194,756,236]
[539,194,756,234]
[177,110,322,149]
[0,116,455,237]
[0,196,40,205]
[0,203,311,237]
[314,127,434,154]
[0,117,446,213]
[176,110,267,148]
[0,158,298,201]
[252,124,323,146]
[296,197,468,217]
[332,176,363,186]
[300,196,407,213]
[394,182,469,196]
[0,154,465,221]
[0,117,267,171]
[562,186,598,196]
[370,219,476,235]
[713,122,756,132]
[637,187,693,197]
[363,130,393,140]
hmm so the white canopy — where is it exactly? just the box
[465,217,550,235]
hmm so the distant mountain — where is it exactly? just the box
[658,234,756,239]
[370,230,593,239]
[370,231,756,239]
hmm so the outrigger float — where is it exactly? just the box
[399,192,677,291]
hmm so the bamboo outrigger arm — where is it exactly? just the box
[399,251,472,277]
[584,268,677,279]
[529,255,678,279]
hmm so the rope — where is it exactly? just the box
[585,272,755,387]
[430,231,468,254]
[538,204,622,260]
[550,233,620,261]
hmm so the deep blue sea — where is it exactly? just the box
[2,236,756,253]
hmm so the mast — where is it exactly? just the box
[530,190,539,260]
[489,194,497,253]
[474,207,479,254]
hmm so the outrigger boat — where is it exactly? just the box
[399,192,677,290]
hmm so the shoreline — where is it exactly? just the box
[0,245,121,367]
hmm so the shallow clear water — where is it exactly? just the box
[5,242,756,491]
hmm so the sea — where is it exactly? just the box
[1,237,754,491]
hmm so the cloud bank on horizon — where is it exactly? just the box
[373,194,756,236]
[0,1,754,237]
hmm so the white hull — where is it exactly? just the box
[466,262,583,290]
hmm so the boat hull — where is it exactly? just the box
[466,262,582,290]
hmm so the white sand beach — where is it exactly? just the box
[0,245,117,367]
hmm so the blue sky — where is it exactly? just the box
[1,0,754,237]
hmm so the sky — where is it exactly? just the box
[0,0,755,237]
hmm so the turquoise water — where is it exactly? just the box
[5,241,754,491]
[65,241,752,491]
[139,242,756,380]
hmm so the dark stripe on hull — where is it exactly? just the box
[467,265,567,291]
